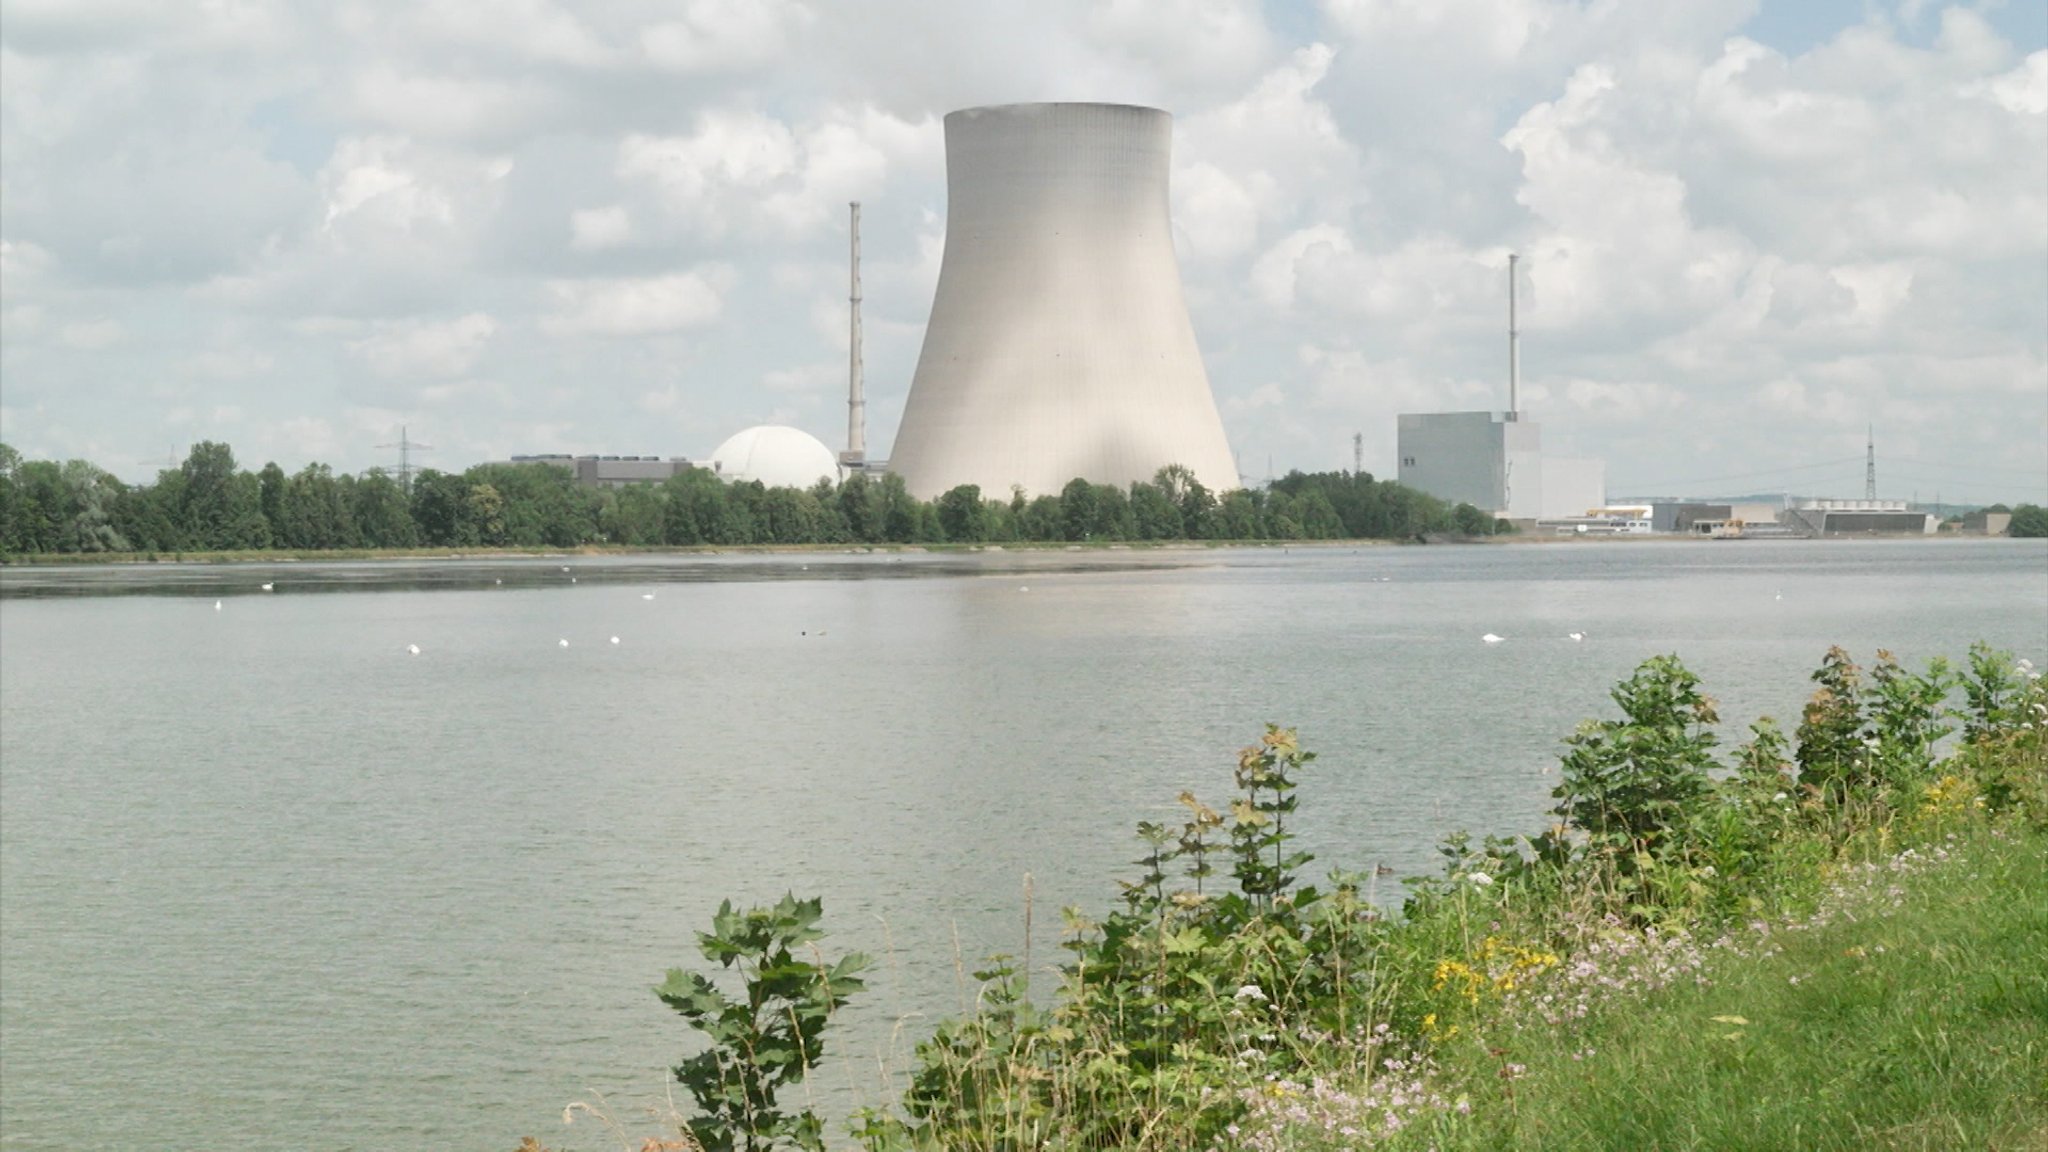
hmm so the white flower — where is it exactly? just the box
[1234,983,1267,1002]
[1772,792,1789,802]
[1467,872,1494,887]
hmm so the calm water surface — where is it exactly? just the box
[2,540,2043,1150]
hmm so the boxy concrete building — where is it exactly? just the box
[1396,411,1604,519]
[1782,500,1936,537]
[497,455,697,487]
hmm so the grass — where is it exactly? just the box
[1395,827,2048,1151]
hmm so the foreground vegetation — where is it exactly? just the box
[0,441,1508,559]
[539,640,2046,1152]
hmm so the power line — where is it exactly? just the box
[1884,456,2048,479]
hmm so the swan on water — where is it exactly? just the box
[1481,633,1505,644]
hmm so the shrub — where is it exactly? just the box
[1549,655,1720,863]
[656,896,869,1152]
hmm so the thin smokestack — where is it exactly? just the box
[845,201,865,465]
[1508,252,1520,419]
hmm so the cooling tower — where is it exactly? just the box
[888,103,1238,500]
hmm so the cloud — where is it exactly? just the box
[0,0,2038,502]
[619,104,937,239]
[539,271,731,338]
[59,319,124,349]
[640,0,815,72]
[348,313,497,377]
[569,205,634,251]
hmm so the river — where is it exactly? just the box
[2,539,2042,1150]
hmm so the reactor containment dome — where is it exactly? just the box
[709,425,839,490]
[887,102,1238,500]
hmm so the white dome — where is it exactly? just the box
[708,425,840,490]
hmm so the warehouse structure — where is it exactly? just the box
[1395,411,1605,520]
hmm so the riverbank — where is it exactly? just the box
[552,645,2046,1152]
[5,529,2020,567]
[0,538,1377,566]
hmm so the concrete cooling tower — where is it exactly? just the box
[888,103,1237,500]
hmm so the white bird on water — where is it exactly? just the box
[260,582,274,592]
[214,600,223,611]
[558,638,570,648]
[609,636,620,645]
[407,644,420,656]
[641,592,655,600]
[1567,632,1585,642]
[1482,633,1505,644]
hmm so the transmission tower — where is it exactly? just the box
[377,425,433,492]
[1865,424,1876,501]
[139,445,183,474]
[1352,432,1364,476]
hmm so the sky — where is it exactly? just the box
[2,0,2044,504]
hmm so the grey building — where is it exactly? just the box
[498,455,698,487]
[1961,510,2012,536]
[1650,502,1732,534]
[1396,411,1604,518]
[1781,500,1936,537]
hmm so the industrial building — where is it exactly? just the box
[888,102,1238,500]
[1392,254,1607,521]
[498,455,696,487]
[1961,509,2012,536]
[1781,500,1936,537]
[1646,501,1786,534]
[706,425,841,490]
[1395,411,1606,520]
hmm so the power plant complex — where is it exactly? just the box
[465,99,1963,538]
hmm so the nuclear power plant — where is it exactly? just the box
[887,103,1239,500]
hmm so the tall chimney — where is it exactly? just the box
[1508,252,1520,419]
[843,201,866,469]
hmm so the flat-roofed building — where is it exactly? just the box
[1396,411,1603,518]
[1781,499,1935,537]
[494,455,700,487]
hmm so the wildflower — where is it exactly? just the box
[1467,872,1494,887]
[1235,983,1268,1003]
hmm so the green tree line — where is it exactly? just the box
[0,440,1514,557]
